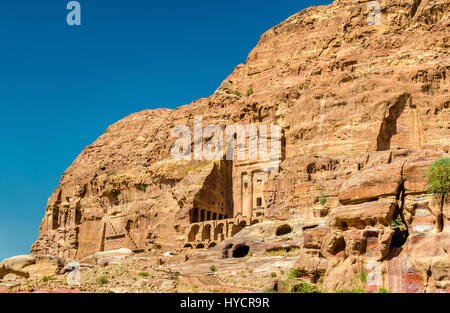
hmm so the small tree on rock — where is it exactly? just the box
[427,157,450,198]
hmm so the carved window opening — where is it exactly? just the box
[256,197,262,207]
[200,209,205,222]
[192,208,199,223]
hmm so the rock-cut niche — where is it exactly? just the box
[376,94,410,151]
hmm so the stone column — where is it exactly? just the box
[244,172,254,217]
[47,211,53,231]
[239,172,246,217]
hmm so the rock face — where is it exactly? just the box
[0,255,63,279]
[31,0,449,292]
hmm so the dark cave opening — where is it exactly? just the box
[391,227,408,247]
[330,236,346,255]
[276,224,292,236]
[391,180,409,248]
[341,221,348,231]
[232,245,250,258]
[390,210,409,248]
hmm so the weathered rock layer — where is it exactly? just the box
[31,0,449,292]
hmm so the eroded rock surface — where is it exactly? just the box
[26,0,450,292]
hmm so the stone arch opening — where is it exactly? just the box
[232,244,250,258]
[276,224,292,236]
[196,243,205,249]
[214,224,224,241]
[188,225,200,242]
[208,242,217,248]
[202,224,212,241]
[231,223,245,236]
[183,243,193,249]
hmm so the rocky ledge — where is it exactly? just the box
[2,0,448,293]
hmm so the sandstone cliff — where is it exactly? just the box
[30,0,449,292]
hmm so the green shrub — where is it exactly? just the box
[263,288,277,293]
[319,269,326,283]
[139,272,149,277]
[209,265,217,272]
[139,185,146,192]
[360,272,368,283]
[270,272,277,278]
[42,276,52,283]
[319,196,327,205]
[226,89,241,97]
[246,88,254,96]
[97,276,109,285]
[264,249,286,257]
[391,215,404,227]
[427,157,450,196]
[184,162,213,175]
[288,269,302,280]
[291,282,321,293]
[378,287,389,293]
[349,286,365,293]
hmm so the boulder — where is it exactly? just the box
[330,200,397,229]
[0,255,35,279]
[403,159,435,194]
[0,255,63,279]
[82,248,134,266]
[338,163,403,204]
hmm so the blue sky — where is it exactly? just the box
[0,0,332,260]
